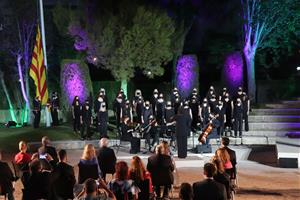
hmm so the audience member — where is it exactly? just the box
[179,183,193,200]
[0,150,15,200]
[147,144,174,199]
[212,156,231,199]
[108,161,138,200]
[78,144,102,184]
[51,149,76,200]
[192,163,227,200]
[129,156,153,199]
[23,159,52,200]
[14,141,31,165]
[220,137,237,179]
[38,136,59,163]
[78,178,116,200]
[97,138,117,181]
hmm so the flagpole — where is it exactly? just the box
[39,0,48,69]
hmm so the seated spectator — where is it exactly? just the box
[38,136,59,163]
[0,150,15,200]
[192,163,227,200]
[51,149,76,200]
[220,137,237,179]
[108,161,138,200]
[147,144,174,199]
[23,159,51,200]
[215,148,233,172]
[78,144,102,184]
[78,178,116,200]
[14,141,31,165]
[179,183,193,200]
[212,156,231,199]
[129,156,153,199]
[97,138,116,181]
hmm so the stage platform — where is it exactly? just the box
[276,137,300,168]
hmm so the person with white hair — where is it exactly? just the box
[96,138,117,181]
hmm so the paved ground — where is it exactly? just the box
[2,145,300,200]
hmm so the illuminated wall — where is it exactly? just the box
[223,52,244,95]
[176,55,199,99]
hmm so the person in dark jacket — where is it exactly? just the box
[221,137,237,179]
[175,106,192,158]
[80,100,93,140]
[193,163,227,200]
[72,96,81,134]
[147,145,174,199]
[155,93,165,125]
[0,151,15,200]
[38,136,59,164]
[97,98,109,139]
[113,94,125,136]
[32,96,41,128]
[232,98,243,138]
[51,92,60,126]
[51,149,76,200]
[97,138,117,181]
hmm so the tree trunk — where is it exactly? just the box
[121,79,128,98]
[0,77,17,122]
[245,55,256,101]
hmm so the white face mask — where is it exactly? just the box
[117,98,122,103]
[98,97,103,102]
[154,94,158,98]
[203,103,207,106]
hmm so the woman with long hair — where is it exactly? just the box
[108,161,138,200]
[215,148,233,171]
[78,144,102,184]
[129,156,153,199]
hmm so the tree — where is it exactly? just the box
[241,0,300,100]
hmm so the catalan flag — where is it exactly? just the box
[30,25,48,105]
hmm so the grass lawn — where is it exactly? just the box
[0,123,118,152]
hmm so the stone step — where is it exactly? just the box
[251,108,300,115]
[265,104,300,109]
[243,131,300,137]
[249,122,300,131]
[249,115,300,122]
[208,136,276,145]
[281,100,300,105]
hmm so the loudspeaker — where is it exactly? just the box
[278,158,298,168]
[196,144,212,153]
[6,121,17,128]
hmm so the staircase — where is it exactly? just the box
[209,98,300,145]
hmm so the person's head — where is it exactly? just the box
[179,182,193,200]
[155,144,163,155]
[145,101,150,108]
[238,87,243,95]
[135,89,141,97]
[215,148,230,164]
[115,161,129,181]
[58,149,67,162]
[41,136,50,146]
[203,162,216,178]
[81,144,96,161]
[19,141,28,153]
[221,137,230,147]
[99,138,109,148]
[212,156,225,174]
[161,141,170,155]
[130,156,146,182]
[84,178,98,196]
[30,159,42,174]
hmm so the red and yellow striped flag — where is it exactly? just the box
[30,25,48,105]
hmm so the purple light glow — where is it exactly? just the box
[176,55,198,99]
[223,52,243,94]
[61,63,89,105]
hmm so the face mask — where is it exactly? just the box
[154,94,158,98]
[117,98,122,103]
[203,103,207,106]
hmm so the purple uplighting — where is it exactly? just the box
[223,52,243,94]
[176,55,198,99]
[61,62,89,105]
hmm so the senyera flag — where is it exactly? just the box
[30,25,48,105]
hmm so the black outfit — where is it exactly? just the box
[121,123,140,153]
[200,105,210,126]
[216,106,226,136]
[155,100,165,125]
[98,110,108,138]
[38,145,59,164]
[173,99,181,114]
[193,179,227,200]
[142,108,153,126]
[23,171,51,200]
[223,99,232,129]
[51,162,76,200]
[81,106,93,139]
[223,146,237,179]
[121,106,132,122]
[233,103,243,137]
[72,103,81,132]
[242,95,250,132]
[147,154,174,198]
[150,96,158,114]
[97,147,117,181]
[113,99,124,135]
[209,99,218,114]
[32,98,41,128]
[136,100,144,123]
[190,101,199,131]
[175,112,191,158]
[213,172,231,200]
[0,161,15,200]
[165,108,176,141]
[51,96,60,126]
